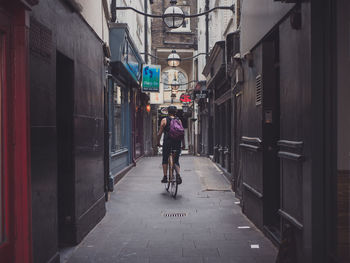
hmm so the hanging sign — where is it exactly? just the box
[180,93,192,103]
[142,64,161,92]
[195,90,208,100]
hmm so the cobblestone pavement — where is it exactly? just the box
[64,156,277,263]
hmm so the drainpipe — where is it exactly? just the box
[144,0,148,63]
[205,0,209,62]
[111,0,116,22]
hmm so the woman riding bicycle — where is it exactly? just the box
[157,106,185,184]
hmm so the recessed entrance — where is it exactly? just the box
[56,51,75,246]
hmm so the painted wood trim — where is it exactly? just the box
[277,140,304,149]
[243,182,263,198]
[242,136,262,144]
[111,148,129,158]
[239,143,261,152]
[278,151,304,161]
[278,209,303,230]
[215,89,232,105]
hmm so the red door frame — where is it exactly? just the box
[0,1,34,263]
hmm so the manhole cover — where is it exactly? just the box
[163,212,187,218]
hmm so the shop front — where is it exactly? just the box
[203,41,232,176]
[109,23,144,188]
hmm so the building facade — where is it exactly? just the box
[107,0,152,189]
[29,0,109,262]
[197,0,238,173]
[198,0,350,262]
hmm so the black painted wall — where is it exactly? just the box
[30,1,106,262]
[239,2,326,262]
[241,45,264,228]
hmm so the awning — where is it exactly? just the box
[202,41,227,89]
[110,23,144,86]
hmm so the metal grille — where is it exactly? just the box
[163,212,187,218]
[30,18,52,62]
[256,75,262,106]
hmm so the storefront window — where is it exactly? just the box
[112,84,123,152]
[336,0,350,261]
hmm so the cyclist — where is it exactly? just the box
[157,105,185,184]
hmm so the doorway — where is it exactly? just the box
[234,91,243,199]
[56,51,75,246]
[333,0,350,261]
[262,31,281,241]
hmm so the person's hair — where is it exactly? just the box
[167,105,177,116]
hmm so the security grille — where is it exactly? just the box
[30,18,52,62]
[256,75,262,106]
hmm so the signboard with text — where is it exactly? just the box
[180,94,192,103]
[142,64,161,92]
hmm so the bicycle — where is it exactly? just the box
[159,145,179,198]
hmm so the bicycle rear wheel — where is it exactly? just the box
[169,158,178,198]
[170,178,178,198]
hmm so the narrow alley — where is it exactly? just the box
[63,157,276,263]
[2,1,349,263]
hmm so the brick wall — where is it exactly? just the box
[151,0,198,50]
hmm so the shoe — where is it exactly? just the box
[176,175,182,184]
[161,176,168,183]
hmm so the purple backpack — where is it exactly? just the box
[168,118,184,140]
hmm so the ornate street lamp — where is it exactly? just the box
[167,50,181,67]
[171,78,180,91]
[163,0,185,29]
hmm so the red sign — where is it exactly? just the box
[180,94,192,103]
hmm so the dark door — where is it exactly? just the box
[234,91,243,199]
[262,32,281,240]
[332,1,350,261]
[56,51,75,246]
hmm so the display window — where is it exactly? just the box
[112,84,127,152]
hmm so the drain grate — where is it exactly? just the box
[163,212,187,218]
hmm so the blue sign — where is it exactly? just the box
[142,65,161,92]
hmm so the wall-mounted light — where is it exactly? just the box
[243,51,254,68]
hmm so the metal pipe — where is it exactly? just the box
[111,0,116,22]
[205,0,209,61]
[140,52,208,60]
[144,0,148,63]
[114,5,234,19]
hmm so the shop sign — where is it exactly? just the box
[195,90,208,100]
[142,64,161,92]
[180,94,192,103]
[122,40,142,82]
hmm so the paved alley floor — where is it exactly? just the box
[65,156,277,263]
